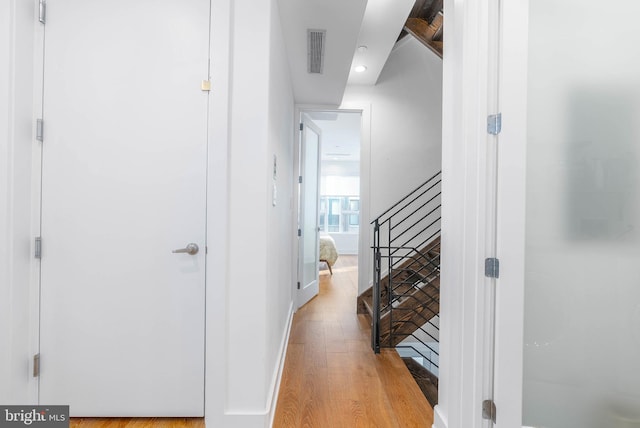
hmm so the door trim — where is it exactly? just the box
[494,0,533,426]
[293,106,368,311]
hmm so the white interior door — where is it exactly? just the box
[39,0,209,416]
[496,0,640,426]
[297,117,321,308]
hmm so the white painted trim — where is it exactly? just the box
[356,103,371,296]
[293,105,370,306]
[215,299,291,427]
[330,101,372,296]
[31,0,45,405]
[433,405,447,428]
[267,301,294,427]
[0,0,42,404]
[205,0,232,425]
[439,0,494,427]
[493,0,529,426]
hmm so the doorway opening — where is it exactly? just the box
[296,109,363,309]
[315,112,361,272]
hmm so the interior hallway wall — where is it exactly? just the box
[206,0,295,425]
[265,0,295,416]
[341,36,443,294]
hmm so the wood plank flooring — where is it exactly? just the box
[273,256,434,428]
[69,418,204,428]
[69,256,432,427]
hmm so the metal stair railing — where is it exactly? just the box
[371,170,441,375]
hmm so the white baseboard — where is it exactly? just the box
[433,404,447,428]
[266,301,294,427]
[206,302,294,428]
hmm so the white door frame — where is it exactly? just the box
[438,0,530,426]
[493,0,528,426]
[435,0,498,427]
[293,105,369,310]
[0,0,43,405]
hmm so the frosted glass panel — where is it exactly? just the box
[523,1,640,427]
[302,128,319,287]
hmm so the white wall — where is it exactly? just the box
[206,0,295,426]
[0,0,38,405]
[341,36,443,294]
[321,175,359,195]
[265,0,295,421]
[223,0,270,413]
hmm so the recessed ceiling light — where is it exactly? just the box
[357,45,368,53]
[354,65,367,73]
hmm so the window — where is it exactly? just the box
[318,196,359,233]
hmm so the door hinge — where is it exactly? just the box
[482,399,496,423]
[298,175,302,184]
[299,123,303,131]
[297,228,301,237]
[35,237,42,259]
[39,0,46,24]
[36,118,44,142]
[485,257,499,278]
[487,113,502,135]
[33,353,40,377]
[297,281,301,290]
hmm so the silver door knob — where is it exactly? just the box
[172,243,199,255]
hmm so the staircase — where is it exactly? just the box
[358,171,442,376]
[398,0,444,58]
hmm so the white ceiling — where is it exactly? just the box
[277,0,414,105]
[346,0,415,86]
[277,0,367,106]
[307,111,362,162]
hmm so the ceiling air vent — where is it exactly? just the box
[307,29,326,74]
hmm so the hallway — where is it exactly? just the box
[273,256,434,427]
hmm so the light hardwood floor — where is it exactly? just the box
[70,256,432,427]
[69,418,204,428]
[273,255,434,427]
